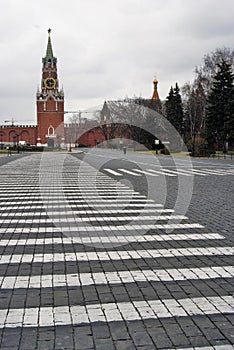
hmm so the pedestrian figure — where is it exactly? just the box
[123,146,127,155]
[6,146,11,156]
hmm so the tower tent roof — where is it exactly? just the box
[46,29,53,58]
[152,76,160,101]
[43,29,56,62]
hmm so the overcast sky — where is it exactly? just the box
[0,0,234,124]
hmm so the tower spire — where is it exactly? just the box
[152,75,160,100]
[45,28,54,59]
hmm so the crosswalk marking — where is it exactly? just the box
[0,295,233,328]
[0,214,188,224]
[0,207,168,214]
[162,168,193,176]
[118,168,142,176]
[103,168,124,176]
[132,168,159,176]
[0,202,162,207]
[168,347,234,350]
[1,246,232,264]
[0,233,224,247]
[103,167,234,177]
[0,154,233,348]
[0,265,232,289]
[203,168,234,175]
[0,223,204,235]
[191,168,225,176]
[183,169,207,176]
[146,168,176,176]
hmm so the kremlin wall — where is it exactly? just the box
[0,30,160,149]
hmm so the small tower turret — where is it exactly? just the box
[152,76,160,101]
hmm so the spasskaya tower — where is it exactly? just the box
[36,29,64,147]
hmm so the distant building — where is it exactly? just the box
[36,28,65,147]
[0,29,64,148]
[0,30,162,149]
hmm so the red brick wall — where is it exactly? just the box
[37,98,64,145]
[0,126,37,145]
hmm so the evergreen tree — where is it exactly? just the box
[173,83,184,133]
[165,83,184,134]
[206,60,234,151]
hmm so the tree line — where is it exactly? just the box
[165,47,234,155]
[68,47,234,154]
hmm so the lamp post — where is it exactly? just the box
[14,133,20,153]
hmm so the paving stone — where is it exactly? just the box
[73,334,94,349]
[0,153,233,350]
[37,340,55,350]
[148,331,173,349]
[115,339,136,350]
[92,324,111,339]
[95,338,116,350]
[131,331,154,346]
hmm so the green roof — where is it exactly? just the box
[46,34,53,59]
[43,29,56,62]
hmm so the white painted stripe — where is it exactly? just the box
[0,215,188,224]
[0,203,163,209]
[0,189,140,194]
[0,208,172,215]
[181,169,207,176]
[103,169,123,176]
[0,185,132,189]
[0,246,232,264]
[0,223,203,233]
[0,195,152,202]
[0,296,233,328]
[0,265,232,289]
[44,195,147,199]
[0,194,148,201]
[118,169,142,176]
[203,168,234,175]
[146,169,176,177]
[157,168,193,177]
[167,346,234,350]
[132,169,159,176]
[191,169,224,176]
[0,233,224,247]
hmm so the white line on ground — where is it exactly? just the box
[0,233,224,247]
[0,214,188,224]
[132,169,159,176]
[0,265,232,289]
[118,169,142,176]
[0,208,167,214]
[0,203,163,208]
[0,246,232,264]
[103,169,123,176]
[0,295,233,328]
[146,169,176,177]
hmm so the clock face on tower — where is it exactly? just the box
[44,77,56,89]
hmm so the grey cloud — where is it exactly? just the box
[0,0,234,123]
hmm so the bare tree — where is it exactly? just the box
[182,81,206,140]
[107,98,174,150]
[181,47,234,152]
[67,112,99,148]
[107,98,151,148]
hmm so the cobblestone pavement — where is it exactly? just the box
[0,153,233,350]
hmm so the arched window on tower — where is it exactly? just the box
[48,125,55,136]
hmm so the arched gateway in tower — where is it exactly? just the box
[36,29,65,147]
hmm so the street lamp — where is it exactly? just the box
[14,133,20,153]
